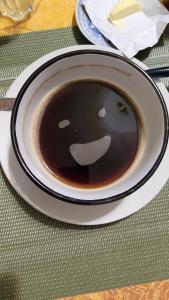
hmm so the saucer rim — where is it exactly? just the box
[75,0,114,48]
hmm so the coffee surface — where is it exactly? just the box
[161,0,169,10]
[39,80,139,188]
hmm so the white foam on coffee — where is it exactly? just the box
[58,119,70,128]
[98,107,106,118]
[69,135,111,166]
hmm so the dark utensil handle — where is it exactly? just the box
[0,98,15,111]
[146,66,169,78]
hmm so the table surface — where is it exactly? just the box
[57,280,169,300]
[0,1,169,299]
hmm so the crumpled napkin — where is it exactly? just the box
[82,0,169,58]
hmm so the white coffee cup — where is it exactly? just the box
[11,47,169,205]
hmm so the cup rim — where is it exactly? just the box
[11,49,169,205]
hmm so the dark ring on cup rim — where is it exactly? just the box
[11,49,169,205]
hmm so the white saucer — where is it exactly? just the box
[1,45,169,226]
[75,0,115,48]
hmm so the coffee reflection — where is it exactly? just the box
[39,80,140,188]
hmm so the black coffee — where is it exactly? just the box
[161,0,169,10]
[39,80,140,188]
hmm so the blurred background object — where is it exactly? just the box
[0,0,33,21]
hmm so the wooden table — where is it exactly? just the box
[57,280,169,299]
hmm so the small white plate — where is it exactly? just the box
[75,0,115,48]
[1,45,169,226]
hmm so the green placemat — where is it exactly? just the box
[1,26,169,300]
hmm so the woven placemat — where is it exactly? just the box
[1,26,169,300]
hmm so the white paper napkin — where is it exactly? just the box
[82,0,169,58]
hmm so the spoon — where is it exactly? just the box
[0,66,169,111]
